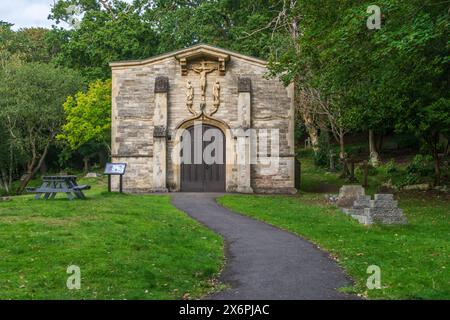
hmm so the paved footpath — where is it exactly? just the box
[171,193,357,300]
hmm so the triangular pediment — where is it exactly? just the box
[175,46,230,62]
[110,44,266,68]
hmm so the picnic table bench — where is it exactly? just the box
[26,176,90,200]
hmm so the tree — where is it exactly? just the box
[150,0,278,58]
[48,0,280,80]
[0,34,25,195]
[49,0,160,80]
[58,79,111,170]
[369,0,450,184]
[0,23,59,63]
[266,0,326,152]
[267,0,449,183]
[0,63,83,194]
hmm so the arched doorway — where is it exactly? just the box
[180,124,226,192]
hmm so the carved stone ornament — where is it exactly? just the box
[210,80,220,116]
[190,60,218,101]
[154,76,169,93]
[175,47,230,77]
[153,125,167,138]
[185,80,196,116]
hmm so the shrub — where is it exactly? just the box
[406,154,434,177]
[313,132,331,168]
[385,159,398,174]
[393,155,435,188]
[355,163,378,177]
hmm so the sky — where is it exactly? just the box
[0,0,134,30]
[0,0,61,30]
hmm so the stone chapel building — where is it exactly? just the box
[109,44,295,193]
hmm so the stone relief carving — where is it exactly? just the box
[184,62,223,117]
[177,51,230,117]
[210,80,220,116]
[185,80,195,116]
[191,60,218,101]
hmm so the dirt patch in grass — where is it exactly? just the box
[303,183,340,193]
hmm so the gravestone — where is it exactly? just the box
[85,172,100,178]
[343,195,372,224]
[336,185,365,208]
[344,193,407,225]
[366,194,407,225]
[329,152,336,172]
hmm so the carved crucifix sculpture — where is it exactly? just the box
[191,61,217,101]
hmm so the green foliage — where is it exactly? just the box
[406,154,435,178]
[47,0,280,79]
[313,132,331,167]
[50,1,159,80]
[0,60,83,193]
[0,24,59,63]
[355,164,378,177]
[59,79,111,151]
[385,159,398,174]
[267,1,449,178]
[150,0,278,58]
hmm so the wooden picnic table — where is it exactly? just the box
[27,176,90,200]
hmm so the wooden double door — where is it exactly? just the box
[181,124,226,192]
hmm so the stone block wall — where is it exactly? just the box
[110,45,295,193]
[344,193,408,225]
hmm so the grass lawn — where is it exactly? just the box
[218,194,449,299]
[218,156,450,299]
[0,177,223,299]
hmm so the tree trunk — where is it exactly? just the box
[307,125,319,152]
[289,8,320,153]
[369,129,380,166]
[340,156,350,178]
[16,141,51,195]
[302,106,319,151]
[39,160,47,175]
[0,169,11,194]
[339,134,345,160]
[83,157,90,172]
[98,149,108,168]
[376,133,384,154]
[297,89,319,152]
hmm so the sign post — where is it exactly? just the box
[104,163,127,193]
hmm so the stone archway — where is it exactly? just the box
[172,114,234,192]
[180,124,225,192]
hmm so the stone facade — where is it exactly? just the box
[109,44,296,193]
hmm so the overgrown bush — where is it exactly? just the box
[394,155,435,187]
[385,159,398,174]
[406,154,434,177]
[355,163,378,177]
[313,132,331,168]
